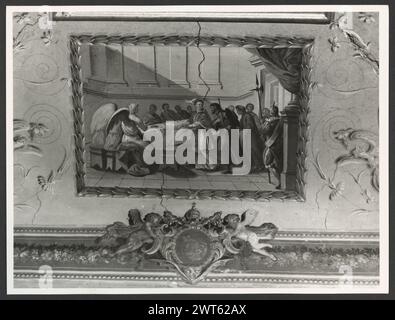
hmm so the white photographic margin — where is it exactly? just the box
[6,4,389,295]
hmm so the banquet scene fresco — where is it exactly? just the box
[82,44,298,192]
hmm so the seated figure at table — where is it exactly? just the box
[175,105,191,120]
[120,103,147,146]
[210,102,230,131]
[187,105,196,120]
[112,103,150,176]
[143,104,163,126]
[160,103,181,121]
[190,99,212,129]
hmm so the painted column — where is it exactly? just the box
[88,44,127,90]
[280,95,300,190]
[105,44,127,85]
[89,44,107,82]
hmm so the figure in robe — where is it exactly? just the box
[210,103,232,172]
[187,105,196,121]
[175,105,191,120]
[236,105,264,173]
[261,107,272,122]
[143,104,163,126]
[189,99,216,171]
[225,105,240,129]
[210,103,230,131]
[103,121,123,151]
[113,103,150,176]
[246,103,264,140]
[189,99,213,129]
[90,103,118,147]
[261,105,283,188]
[160,103,181,121]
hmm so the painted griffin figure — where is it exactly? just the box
[333,128,379,191]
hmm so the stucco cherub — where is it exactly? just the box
[223,209,278,260]
[96,209,163,256]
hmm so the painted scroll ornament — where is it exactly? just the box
[96,203,278,284]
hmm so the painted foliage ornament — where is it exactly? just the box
[96,203,278,284]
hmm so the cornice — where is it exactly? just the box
[14,226,379,242]
[14,269,379,287]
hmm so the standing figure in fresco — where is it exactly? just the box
[225,105,240,129]
[261,107,272,123]
[189,99,216,171]
[246,103,264,140]
[262,104,283,189]
[143,104,163,126]
[118,103,150,176]
[236,105,264,173]
[210,103,230,131]
[175,105,191,120]
[160,103,181,121]
[210,102,232,172]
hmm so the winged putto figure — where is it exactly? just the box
[96,205,278,261]
[222,209,278,260]
[96,209,164,256]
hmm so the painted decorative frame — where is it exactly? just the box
[69,34,314,201]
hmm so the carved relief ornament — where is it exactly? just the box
[96,203,278,284]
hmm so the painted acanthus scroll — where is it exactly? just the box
[96,203,278,284]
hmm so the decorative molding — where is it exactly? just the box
[295,41,313,200]
[82,86,254,101]
[14,226,380,242]
[13,205,379,286]
[53,11,335,24]
[14,270,379,287]
[69,34,313,201]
